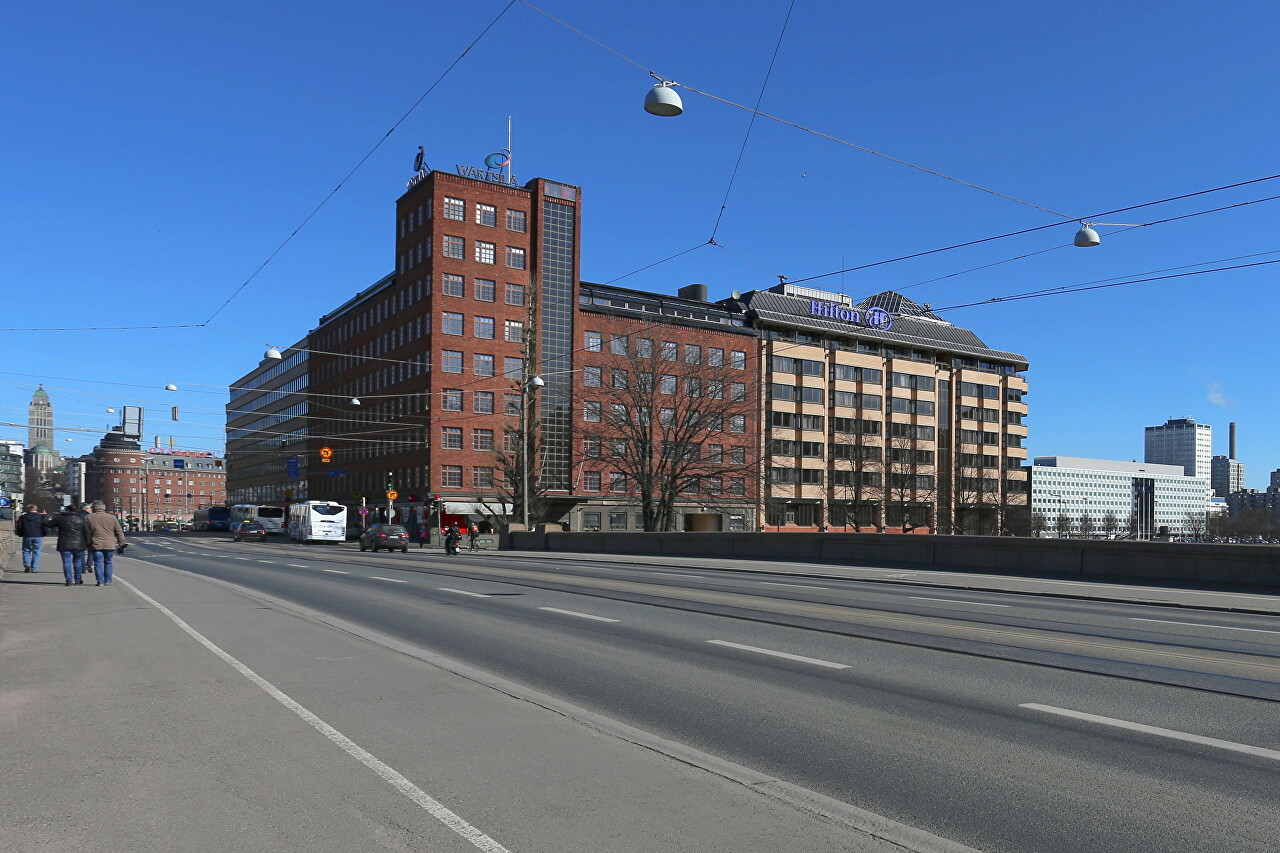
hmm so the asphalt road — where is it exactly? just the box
[84,534,1280,851]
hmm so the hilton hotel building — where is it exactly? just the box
[720,284,1029,534]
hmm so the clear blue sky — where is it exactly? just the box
[3,1,1277,486]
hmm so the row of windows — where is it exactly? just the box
[578,471,746,496]
[584,333,748,368]
[436,236,526,269]
[440,390,522,415]
[770,469,943,489]
[582,368,747,399]
[440,197,526,232]
[582,402,747,433]
[438,465,496,489]
[439,312,524,342]
[580,438,748,465]
[438,350,523,377]
[440,276,526,305]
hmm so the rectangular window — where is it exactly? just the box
[729,415,746,434]
[891,372,936,391]
[441,427,463,449]
[506,246,526,269]
[609,403,628,424]
[707,444,724,463]
[505,430,520,452]
[442,273,465,297]
[443,197,465,221]
[891,398,935,415]
[441,466,463,487]
[473,391,494,414]
[475,241,496,264]
[730,350,746,370]
[833,365,883,383]
[505,282,526,306]
[707,347,724,367]
[585,331,603,352]
[506,209,526,232]
[610,334,627,355]
[609,512,628,531]
[583,401,602,422]
[441,389,463,411]
[504,319,524,343]
[442,312,464,335]
[583,366,602,387]
[443,235,465,259]
[610,472,627,493]
[474,354,495,376]
[474,279,496,302]
[583,437,602,458]
[728,478,746,497]
[583,471,601,491]
[472,467,494,488]
[441,350,463,373]
[503,357,523,378]
[475,203,496,226]
[661,341,677,361]
[472,429,494,451]
[582,512,601,531]
[474,316,495,339]
[636,338,653,358]
[660,374,677,395]
[504,393,521,416]
[611,369,629,389]
[684,344,701,364]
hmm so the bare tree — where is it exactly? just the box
[828,418,883,531]
[1101,511,1121,539]
[1030,511,1049,537]
[884,432,936,532]
[952,451,1000,535]
[1077,512,1097,539]
[579,321,759,532]
[1055,511,1072,537]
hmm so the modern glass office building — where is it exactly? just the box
[1031,456,1209,538]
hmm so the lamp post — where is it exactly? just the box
[1049,491,1065,537]
[520,375,544,530]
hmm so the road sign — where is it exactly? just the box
[386,490,399,500]
[0,497,9,507]
[283,490,293,499]
[358,507,369,515]
[319,446,333,462]
[286,456,299,479]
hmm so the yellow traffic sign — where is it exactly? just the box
[386,490,399,500]
[319,446,333,462]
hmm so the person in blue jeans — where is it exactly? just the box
[82,502,127,586]
[14,505,49,572]
[47,505,90,585]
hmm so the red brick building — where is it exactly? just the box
[86,432,226,527]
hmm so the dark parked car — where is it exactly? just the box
[359,524,409,553]
[234,520,267,542]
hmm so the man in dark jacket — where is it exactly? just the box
[47,506,91,585]
[14,505,49,572]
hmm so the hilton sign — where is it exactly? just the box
[808,300,894,331]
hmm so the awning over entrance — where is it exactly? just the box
[444,501,511,518]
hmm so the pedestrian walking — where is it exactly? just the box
[83,501,127,586]
[47,504,90,585]
[14,504,49,572]
[418,525,428,549]
[468,524,480,551]
[444,524,461,556]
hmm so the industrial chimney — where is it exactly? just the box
[1229,422,1237,460]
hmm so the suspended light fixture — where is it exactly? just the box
[351,397,361,406]
[1074,221,1142,247]
[265,346,283,360]
[165,383,178,391]
[644,79,683,117]
[106,407,116,414]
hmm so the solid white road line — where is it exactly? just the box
[760,582,830,590]
[706,640,850,670]
[234,557,250,561]
[910,597,1009,608]
[538,607,619,623]
[1131,618,1280,636]
[288,564,309,568]
[258,560,275,564]
[371,576,407,583]
[117,579,512,852]
[652,572,704,578]
[439,587,491,598]
[1020,703,1280,762]
[323,569,349,575]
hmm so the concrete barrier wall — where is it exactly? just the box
[507,531,1280,590]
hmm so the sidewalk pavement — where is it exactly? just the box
[0,551,927,853]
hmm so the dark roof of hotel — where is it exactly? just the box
[731,289,1028,368]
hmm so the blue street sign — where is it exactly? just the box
[0,497,9,507]
[286,456,299,479]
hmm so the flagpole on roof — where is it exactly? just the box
[506,116,512,185]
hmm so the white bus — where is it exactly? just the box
[230,504,286,534]
[288,501,347,544]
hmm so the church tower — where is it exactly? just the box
[27,385,57,474]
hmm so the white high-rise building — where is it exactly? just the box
[1031,457,1209,538]
[1144,417,1212,480]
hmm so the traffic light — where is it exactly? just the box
[386,472,394,490]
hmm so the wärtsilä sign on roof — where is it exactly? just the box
[724,286,1027,369]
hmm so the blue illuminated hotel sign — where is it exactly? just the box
[808,300,893,331]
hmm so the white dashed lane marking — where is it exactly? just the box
[1020,704,1280,761]
[910,597,1009,608]
[439,588,491,598]
[706,640,850,670]
[538,607,619,623]
[371,577,407,583]
[323,569,349,575]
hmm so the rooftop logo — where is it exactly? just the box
[808,299,893,331]
[457,148,518,186]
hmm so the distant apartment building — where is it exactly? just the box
[1144,417,1212,480]
[1031,456,1209,538]
[1210,455,1245,498]
[85,429,226,525]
